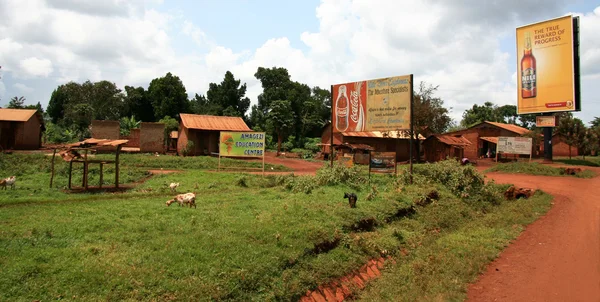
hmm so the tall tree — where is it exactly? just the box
[205,71,251,118]
[266,100,295,154]
[312,86,331,127]
[91,80,123,121]
[590,117,600,128]
[190,93,219,115]
[123,86,155,122]
[252,67,293,135]
[47,86,69,124]
[24,102,44,114]
[148,72,190,120]
[8,96,26,109]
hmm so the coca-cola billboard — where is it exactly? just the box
[332,75,412,133]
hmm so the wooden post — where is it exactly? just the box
[218,154,221,172]
[99,163,103,188]
[330,84,334,168]
[68,161,73,189]
[83,149,89,190]
[115,145,122,188]
[49,149,57,188]
[495,151,499,163]
[262,152,265,177]
[409,74,414,184]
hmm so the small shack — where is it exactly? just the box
[440,121,530,159]
[540,134,579,157]
[423,135,472,162]
[321,123,424,162]
[177,114,251,156]
[0,108,44,150]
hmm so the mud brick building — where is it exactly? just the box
[0,108,44,150]
[91,120,120,140]
[540,134,579,157]
[177,114,251,156]
[140,122,165,153]
[422,134,472,162]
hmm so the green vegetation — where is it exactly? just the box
[0,157,552,301]
[554,157,600,167]
[486,162,595,178]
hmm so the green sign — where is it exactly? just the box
[219,132,265,157]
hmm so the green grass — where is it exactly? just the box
[0,157,554,301]
[553,156,600,167]
[486,162,596,178]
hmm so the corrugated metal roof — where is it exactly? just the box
[341,131,426,140]
[435,135,472,146]
[0,108,37,122]
[344,143,375,150]
[480,137,499,144]
[180,114,251,131]
[485,121,530,135]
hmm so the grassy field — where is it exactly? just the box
[486,162,595,178]
[0,156,553,301]
[553,156,600,167]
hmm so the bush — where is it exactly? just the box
[315,163,365,189]
[399,159,484,198]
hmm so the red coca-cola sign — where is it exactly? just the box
[332,81,367,133]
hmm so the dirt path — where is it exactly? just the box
[467,169,600,302]
[253,156,326,175]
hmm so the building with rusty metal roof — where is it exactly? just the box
[0,108,44,150]
[177,114,252,156]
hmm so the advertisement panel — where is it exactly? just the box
[536,116,558,127]
[219,132,265,157]
[516,15,577,114]
[332,75,412,132]
[369,152,396,174]
[497,137,533,155]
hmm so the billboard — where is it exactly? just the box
[369,152,396,174]
[332,75,412,132]
[536,116,558,127]
[516,15,579,114]
[497,137,533,155]
[219,132,265,157]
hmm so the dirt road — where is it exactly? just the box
[467,169,600,302]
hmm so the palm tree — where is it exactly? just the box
[8,96,26,109]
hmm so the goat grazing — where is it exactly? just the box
[166,192,196,209]
[0,176,16,190]
[169,182,180,193]
[344,192,358,208]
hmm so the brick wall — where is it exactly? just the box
[140,122,165,153]
[121,128,140,148]
[91,120,120,139]
[552,136,578,157]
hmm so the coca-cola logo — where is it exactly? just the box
[337,107,348,116]
[350,88,359,123]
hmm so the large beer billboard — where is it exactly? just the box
[516,15,579,114]
[332,75,412,132]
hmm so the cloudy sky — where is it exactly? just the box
[0,0,598,124]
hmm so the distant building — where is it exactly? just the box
[0,108,44,150]
[438,121,530,160]
[177,114,251,156]
[540,134,579,157]
[320,123,425,162]
[422,135,472,162]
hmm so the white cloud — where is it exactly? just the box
[19,57,54,78]
[0,0,598,123]
[13,83,33,94]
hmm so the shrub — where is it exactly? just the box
[399,159,484,198]
[315,163,365,188]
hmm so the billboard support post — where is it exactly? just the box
[409,74,414,184]
[330,84,334,168]
[543,126,553,163]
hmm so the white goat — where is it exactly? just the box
[169,182,180,193]
[0,176,16,190]
[166,192,196,208]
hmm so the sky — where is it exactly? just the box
[0,0,599,125]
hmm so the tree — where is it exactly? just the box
[412,82,452,161]
[8,96,26,109]
[24,102,44,114]
[460,102,503,127]
[47,86,69,124]
[158,115,180,146]
[266,100,295,154]
[205,71,251,118]
[590,117,600,128]
[556,114,586,159]
[190,93,219,115]
[123,86,155,122]
[148,72,190,120]
[311,86,331,128]
[91,80,123,121]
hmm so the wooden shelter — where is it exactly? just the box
[0,108,44,150]
[423,135,472,162]
[53,138,128,191]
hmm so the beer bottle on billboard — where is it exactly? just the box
[521,31,537,98]
[335,85,349,132]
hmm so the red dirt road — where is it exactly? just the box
[467,169,600,302]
